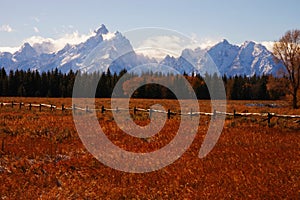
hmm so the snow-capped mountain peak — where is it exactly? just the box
[227,40,282,76]
[220,39,230,45]
[161,39,284,76]
[13,43,38,62]
[0,25,284,77]
[95,24,109,35]
[242,40,255,47]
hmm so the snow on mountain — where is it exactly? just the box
[0,25,284,77]
[0,52,14,69]
[13,43,38,62]
[36,25,152,73]
[207,39,239,75]
[228,41,283,76]
[161,39,284,77]
[81,31,135,73]
[160,55,184,73]
[6,43,42,71]
[160,48,210,75]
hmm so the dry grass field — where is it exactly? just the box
[0,97,299,199]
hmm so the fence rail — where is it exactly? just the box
[1,101,300,127]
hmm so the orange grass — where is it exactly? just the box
[0,97,299,199]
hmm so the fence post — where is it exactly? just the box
[149,108,153,119]
[61,104,65,113]
[29,103,32,110]
[86,106,89,113]
[233,109,236,118]
[39,104,42,112]
[0,102,3,108]
[190,108,193,119]
[73,104,76,114]
[11,101,14,108]
[50,104,53,111]
[101,105,105,113]
[213,109,217,119]
[168,109,171,119]
[19,102,22,110]
[268,112,271,127]
[134,107,137,115]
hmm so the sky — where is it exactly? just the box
[0,0,300,54]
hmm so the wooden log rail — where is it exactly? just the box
[1,101,300,127]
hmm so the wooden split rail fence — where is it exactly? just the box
[1,101,300,127]
[0,102,70,112]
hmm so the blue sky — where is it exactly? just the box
[0,0,299,53]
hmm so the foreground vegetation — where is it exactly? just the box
[0,98,299,199]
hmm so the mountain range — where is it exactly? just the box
[0,24,284,77]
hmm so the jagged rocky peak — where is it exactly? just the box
[114,31,122,38]
[242,40,256,48]
[214,39,236,48]
[14,42,38,61]
[83,25,109,48]
[95,24,109,35]
[180,47,205,62]
[163,54,176,61]
[21,42,35,52]
[221,39,230,45]
[0,24,285,76]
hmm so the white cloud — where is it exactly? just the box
[135,35,184,59]
[52,31,95,48]
[260,41,274,52]
[0,46,19,53]
[133,32,275,60]
[0,24,13,32]
[189,33,221,49]
[133,34,221,60]
[197,39,221,49]
[24,30,95,54]
[33,27,39,33]
[0,30,96,54]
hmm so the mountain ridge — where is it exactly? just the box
[0,25,284,77]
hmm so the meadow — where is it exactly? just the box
[0,97,299,199]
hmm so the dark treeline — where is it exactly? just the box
[0,67,286,100]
